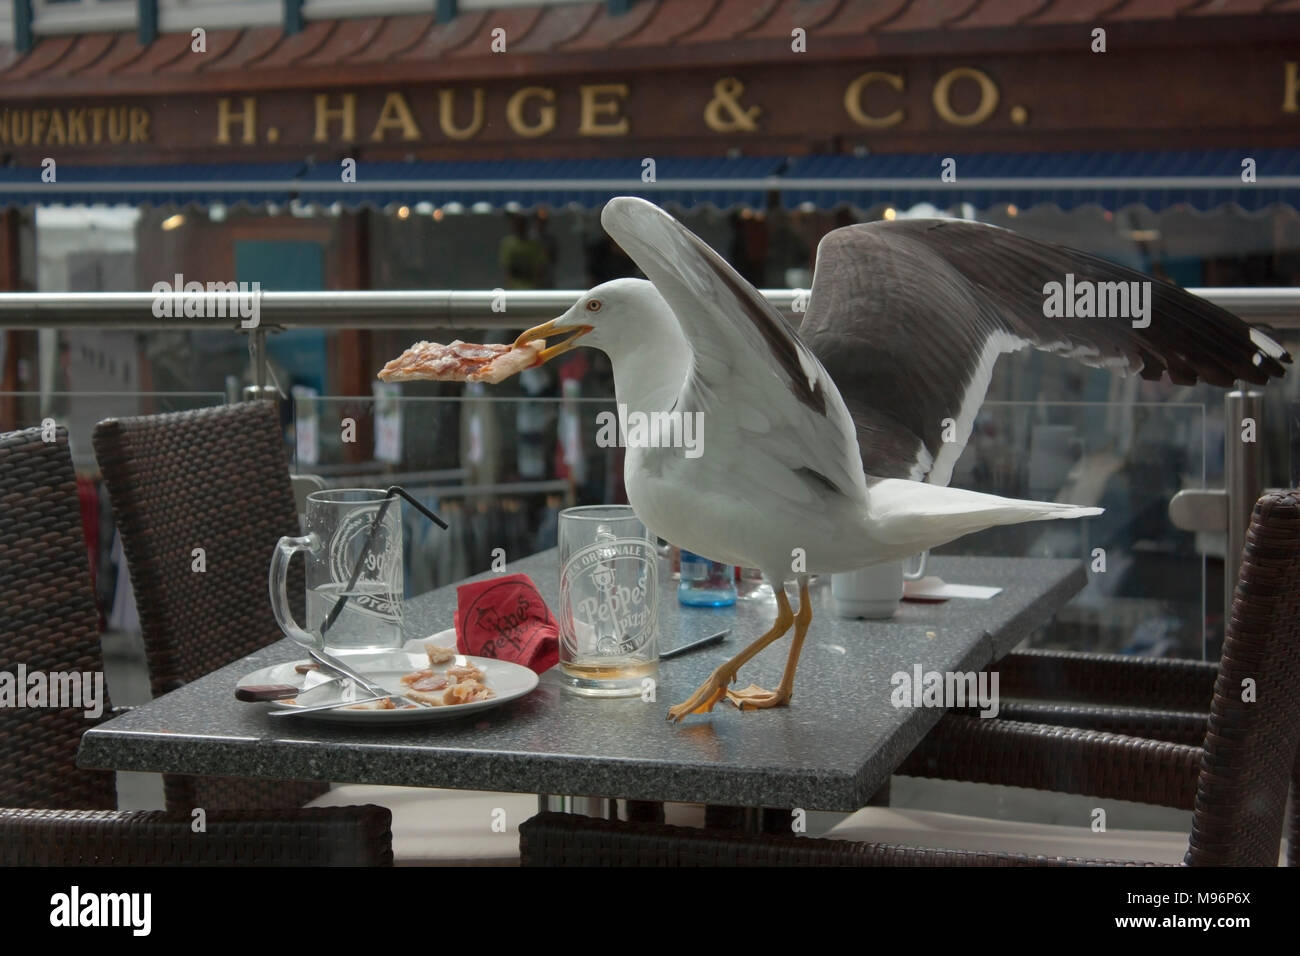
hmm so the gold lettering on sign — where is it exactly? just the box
[438,89,485,140]
[933,67,999,126]
[130,107,149,144]
[0,104,149,147]
[314,93,357,142]
[1284,62,1299,113]
[371,92,420,142]
[46,110,66,145]
[579,83,630,136]
[844,71,905,128]
[108,107,128,144]
[8,111,28,145]
[507,86,556,138]
[67,109,86,145]
[217,97,258,145]
[704,77,760,133]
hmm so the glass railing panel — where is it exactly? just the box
[943,400,1208,660]
[0,390,227,467]
[295,394,621,597]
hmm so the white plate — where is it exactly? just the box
[237,632,539,725]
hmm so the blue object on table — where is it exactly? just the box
[678,550,736,607]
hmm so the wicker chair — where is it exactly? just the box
[0,425,393,866]
[0,426,118,810]
[91,402,328,811]
[519,490,1300,866]
[0,807,394,866]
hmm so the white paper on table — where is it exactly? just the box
[903,576,1002,601]
[373,382,403,464]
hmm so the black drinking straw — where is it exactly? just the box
[320,485,448,636]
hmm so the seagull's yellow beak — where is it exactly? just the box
[514,319,592,364]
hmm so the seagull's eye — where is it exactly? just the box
[585,299,602,313]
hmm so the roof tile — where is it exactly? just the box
[621,0,722,46]
[449,7,546,58]
[1187,0,1275,13]
[397,9,489,60]
[881,0,982,31]
[0,0,1295,94]
[511,3,602,52]
[683,0,782,43]
[563,0,657,50]
[816,0,912,35]
[251,20,336,68]
[158,29,243,74]
[949,0,1053,29]
[2,35,76,80]
[348,14,436,62]
[115,31,193,75]
[197,27,284,73]
[1107,0,1200,20]
[740,0,845,38]
[48,33,116,77]
[1027,0,1126,23]
[299,18,386,66]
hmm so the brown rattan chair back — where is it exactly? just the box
[0,426,117,810]
[0,806,394,865]
[92,402,325,811]
[1185,490,1300,866]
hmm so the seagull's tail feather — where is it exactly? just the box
[864,478,1103,557]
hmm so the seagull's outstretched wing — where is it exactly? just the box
[798,219,1292,485]
[601,196,867,509]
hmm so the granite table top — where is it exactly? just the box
[79,551,1085,811]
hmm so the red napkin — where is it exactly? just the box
[455,573,559,674]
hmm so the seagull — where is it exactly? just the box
[509,197,1291,722]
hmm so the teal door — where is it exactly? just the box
[236,241,327,393]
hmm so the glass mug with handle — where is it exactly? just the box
[831,552,929,619]
[269,489,405,655]
[558,505,659,697]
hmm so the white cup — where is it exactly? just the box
[831,553,928,619]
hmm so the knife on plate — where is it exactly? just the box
[308,647,433,709]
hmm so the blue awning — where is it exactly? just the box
[0,162,306,207]
[1,150,1296,212]
[0,156,783,211]
[292,156,782,210]
[779,149,1300,212]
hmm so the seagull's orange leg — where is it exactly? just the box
[727,580,812,710]
[666,588,795,722]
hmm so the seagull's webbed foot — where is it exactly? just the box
[666,665,736,722]
[726,683,791,710]
[667,583,800,722]
[724,580,813,713]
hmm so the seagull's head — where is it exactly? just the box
[513,278,660,362]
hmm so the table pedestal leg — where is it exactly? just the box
[539,794,612,818]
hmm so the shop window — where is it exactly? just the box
[32,0,135,36]
[157,0,281,32]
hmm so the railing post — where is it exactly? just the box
[251,326,267,392]
[242,326,280,403]
[1224,388,1263,613]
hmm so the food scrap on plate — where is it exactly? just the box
[344,649,496,709]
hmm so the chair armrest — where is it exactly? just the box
[901,714,1202,810]
[962,701,1208,746]
[997,649,1218,710]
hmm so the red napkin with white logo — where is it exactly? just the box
[455,573,559,674]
